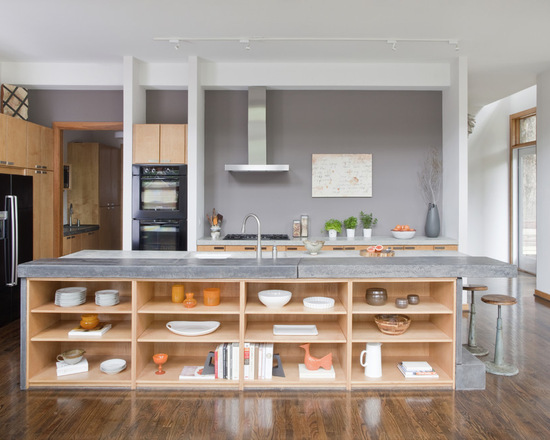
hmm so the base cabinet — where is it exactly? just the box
[24,277,456,390]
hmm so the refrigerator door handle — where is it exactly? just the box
[6,195,18,286]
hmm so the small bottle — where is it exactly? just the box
[272,245,278,260]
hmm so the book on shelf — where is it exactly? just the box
[68,322,112,337]
[244,343,275,381]
[213,343,239,380]
[399,361,434,372]
[298,364,335,379]
[397,362,439,379]
[244,342,251,380]
[264,343,274,380]
[179,366,215,380]
[56,357,89,376]
[231,342,240,381]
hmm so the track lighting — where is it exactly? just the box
[387,40,397,51]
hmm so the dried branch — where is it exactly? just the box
[418,148,442,205]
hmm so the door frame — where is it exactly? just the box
[52,122,123,257]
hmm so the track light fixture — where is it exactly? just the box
[387,40,397,51]
[169,39,181,50]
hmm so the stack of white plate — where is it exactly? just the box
[100,358,127,375]
[95,290,120,306]
[55,287,87,307]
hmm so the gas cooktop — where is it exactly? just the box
[223,234,290,240]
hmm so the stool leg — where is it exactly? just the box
[464,291,489,356]
[484,305,518,376]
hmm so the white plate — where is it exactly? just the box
[303,297,335,309]
[273,325,318,336]
[56,287,87,295]
[100,358,127,374]
[166,321,221,336]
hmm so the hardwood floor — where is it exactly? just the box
[2,273,550,439]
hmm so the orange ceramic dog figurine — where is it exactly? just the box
[300,343,332,370]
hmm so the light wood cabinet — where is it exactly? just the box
[26,122,54,170]
[23,276,456,390]
[133,124,187,164]
[62,234,82,255]
[81,230,99,251]
[32,170,55,259]
[0,113,27,168]
[67,142,121,249]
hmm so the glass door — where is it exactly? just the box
[517,146,536,273]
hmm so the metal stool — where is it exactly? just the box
[463,285,489,356]
[481,294,518,376]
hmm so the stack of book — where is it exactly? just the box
[56,358,89,376]
[213,343,240,380]
[243,343,274,380]
[68,322,112,337]
[397,361,439,379]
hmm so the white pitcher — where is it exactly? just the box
[360,342,382,378]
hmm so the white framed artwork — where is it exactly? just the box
[312,153,372,197]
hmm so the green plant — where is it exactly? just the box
[343,216,358,229]
[360,211,378,229]
[324,219,342,233]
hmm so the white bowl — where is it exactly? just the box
[303,239,325,255]
[258,290,292,308]
[391,230,416,239]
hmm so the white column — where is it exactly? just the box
[122,56,146,250]
[536,70,550,294]
[442,57,468,250]
[187,56,205,251]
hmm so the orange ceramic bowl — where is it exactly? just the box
[80,314,99,329]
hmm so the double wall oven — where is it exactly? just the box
[132,165,187,250]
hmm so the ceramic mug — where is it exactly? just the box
[171,285,185,303]
[360,342,382,378]
[57,349,85,365]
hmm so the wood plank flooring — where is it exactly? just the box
[2,273,550,439]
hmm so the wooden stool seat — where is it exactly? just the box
[463,285,488,292]
[481,294,518,376]
[481,294,517,306]
[462,284,489,356]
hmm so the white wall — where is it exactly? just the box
[467,86,536,261]
[536,72,550,295]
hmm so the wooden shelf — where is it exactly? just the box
[352,321,452,343]
[29,355,131,387]
[352,297,452,315]
[139,297,240,314]
[245,297,346,314]
[243,356,347,389]
[31,296,132,314]
[136,355,238,389]
[138,320,239,343]
[245,321,347,343]
[31,320,131,342]
[350,357,453,388]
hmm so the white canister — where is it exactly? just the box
[360,342,382,378]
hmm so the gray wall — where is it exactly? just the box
[146,90,188,123]
[205,90,442,237]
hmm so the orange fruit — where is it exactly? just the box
[394,225,402,231]
[403,225,410,231]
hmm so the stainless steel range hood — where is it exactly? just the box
[225,87,290,172]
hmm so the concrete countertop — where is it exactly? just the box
[63,224,99,237]
[19,250,516,280]
[197,235,458,247]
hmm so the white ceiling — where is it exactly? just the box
[1,0,549,112]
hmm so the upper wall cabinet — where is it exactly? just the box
[27,122,54,170]
[133,124,187,164]
[0,113,27,168]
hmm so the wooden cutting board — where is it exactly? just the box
[359,249,395,257]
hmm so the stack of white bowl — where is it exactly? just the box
[100,358,127,374]
[55,287,87,307]
[95,290,119,306]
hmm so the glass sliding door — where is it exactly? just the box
[517,146,536,273]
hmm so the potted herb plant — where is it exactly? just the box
[324,219,342,240]
[343,216,358,238]
[360,211,378,238]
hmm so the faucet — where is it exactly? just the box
[241,213,262,261]
[69,203,73,227]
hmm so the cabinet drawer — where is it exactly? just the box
[197,245,226,252]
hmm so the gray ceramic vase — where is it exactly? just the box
[425,203,440,237]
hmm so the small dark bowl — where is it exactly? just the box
[407,294,420,305]
[395,298,408,309]
[366,288,387,306]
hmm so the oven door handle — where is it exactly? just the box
[139,221,179,226]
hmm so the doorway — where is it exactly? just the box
[52,122,123,257]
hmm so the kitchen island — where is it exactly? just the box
[19,250,516,391]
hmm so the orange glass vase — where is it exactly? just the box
[183,293,197,308]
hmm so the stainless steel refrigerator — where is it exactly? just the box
[0,174,33,327]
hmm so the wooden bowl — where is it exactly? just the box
[374,314,411,335]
